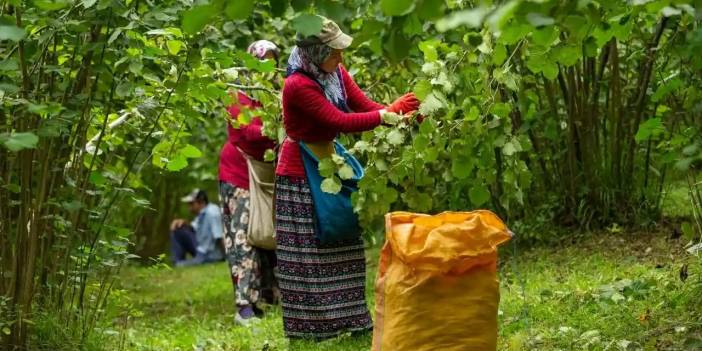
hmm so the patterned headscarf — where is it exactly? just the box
[247,40,280,61]
[286,44,348,112]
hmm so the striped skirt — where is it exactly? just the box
[275,176,373,339]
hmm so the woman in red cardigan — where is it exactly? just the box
[275,18,419,339]
[218,40,280,325]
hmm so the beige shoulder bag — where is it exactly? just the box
[237,147,276,250]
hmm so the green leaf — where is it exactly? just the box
[469,184,491,206]
[466,106,480,121]
[414,80,433,101]
[290,0,311,11]
[2,327,10,335]
[503,141,517,156]
[0,25,25,42]
[181,4,217,35]
[332,154,345,165]
[321,176,342,194]
[269,0,288,17]
[291,14,323,37]
[413,134,430,150]
[419,92,446,115]
[61,200,83,213]
[264,149,276,162]
[416,0,444,20]
[180,144,202,158]
[418,39,440,62]
[339,164,355,180]
[82,0,97,8]
[381,0,415,17]
[552,44,581,66]
[493,45,507,65]
[2,132,39,152]
[0,58,18,71]
[436,6,489,32]
[499,23,532,45]
[635,118,665,142]
[563,15,590,42]
[318,158,336,178]
[166,155,188,171]
[451,157,472,179]
[542,60,559,80]
[384,29,411,63]
[319,1,350,23]
[387,130,405,145]
[486,1,520,31]
[225,0,254,20]
[526,12,555,27]
[675,158,693,171]
[89,171,107,187]
[166,40,183,55]
[532,26,559,46]
[0,83,20,94]
[33,0,70,10]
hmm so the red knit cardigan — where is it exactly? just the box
[276,66,384,177]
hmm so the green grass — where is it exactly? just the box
[106,231,701,351]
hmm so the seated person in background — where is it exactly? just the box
[170,189,225,267]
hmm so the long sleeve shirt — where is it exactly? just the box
[276,65,384,177]
[218,91,276,189]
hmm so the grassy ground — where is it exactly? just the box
[105,226,702,351]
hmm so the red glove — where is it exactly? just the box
[387,93,420,114]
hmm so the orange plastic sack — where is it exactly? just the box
[372,211,511,351]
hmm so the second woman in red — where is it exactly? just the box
[218,40,280,326]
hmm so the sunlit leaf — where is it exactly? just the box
[321,176,342,194]
[166,40,183,55]
[387,130,405,145]
[339,164,355,180]
[180,144,202,158]
[166,155,188,171]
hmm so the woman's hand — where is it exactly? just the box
[387,93,420,115]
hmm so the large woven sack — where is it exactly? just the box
[372,211,511,351]
[240,149,276,250]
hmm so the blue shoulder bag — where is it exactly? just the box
[299,141,364,246]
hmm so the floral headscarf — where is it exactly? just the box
[247,40,280,61]
[286,44,348,112]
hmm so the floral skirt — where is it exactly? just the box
[275,176,372,339]
[219,181,279,307]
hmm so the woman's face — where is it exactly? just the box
[262,51,276,61]
[319,49,343,73]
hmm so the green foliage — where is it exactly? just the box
[0,132,39,152]
[291,13,324,36]
[2,0,701,347]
